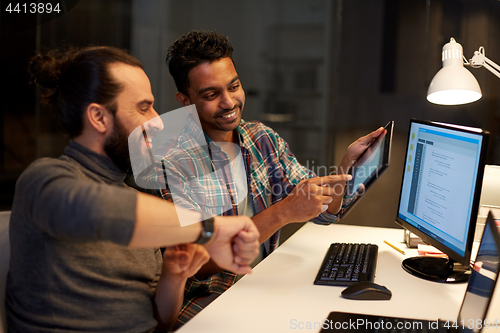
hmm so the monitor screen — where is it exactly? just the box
[458,211,500,332]
[396,119,489,282]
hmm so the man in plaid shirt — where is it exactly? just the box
[144,30,384,330]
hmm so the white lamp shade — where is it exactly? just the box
[427,38,482,105]
[427,66,482,105]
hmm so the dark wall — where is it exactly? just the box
[0,0,132,210]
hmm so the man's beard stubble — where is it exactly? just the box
[103,116,131,174]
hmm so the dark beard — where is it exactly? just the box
[103,116,131,173]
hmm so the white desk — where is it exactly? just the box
[178,223,500,332]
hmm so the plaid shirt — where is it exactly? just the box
[144,117,352,330]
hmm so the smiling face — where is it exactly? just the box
[103,62,164,172]
[177,57,245,143]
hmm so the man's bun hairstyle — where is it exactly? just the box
[29,46,142,138]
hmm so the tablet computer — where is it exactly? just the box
[345,120,394,202]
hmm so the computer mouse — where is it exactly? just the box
[341,282,392,300]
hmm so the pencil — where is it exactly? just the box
[384,240,405,255]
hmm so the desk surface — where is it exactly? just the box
[178,223,500,332]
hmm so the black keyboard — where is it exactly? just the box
[314,242,378,286]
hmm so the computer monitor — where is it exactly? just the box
[395,119,489,283]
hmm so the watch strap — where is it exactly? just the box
[194,217,215,245]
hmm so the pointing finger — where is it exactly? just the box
[307,174,352,186]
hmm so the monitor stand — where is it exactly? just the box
[402,257,470,283]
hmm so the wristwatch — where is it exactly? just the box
[194,217,215,245]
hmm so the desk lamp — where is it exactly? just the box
[427,37,500,105]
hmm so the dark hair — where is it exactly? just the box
[29,46,143,138]
[166,30,234,95]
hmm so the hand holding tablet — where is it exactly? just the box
[343,121,394,216]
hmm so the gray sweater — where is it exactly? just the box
[6,141,162,333]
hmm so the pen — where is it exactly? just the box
[384,240,405,255]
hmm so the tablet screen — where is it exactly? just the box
[346,121,393,197]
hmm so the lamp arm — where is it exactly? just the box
[469,47,500,79]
